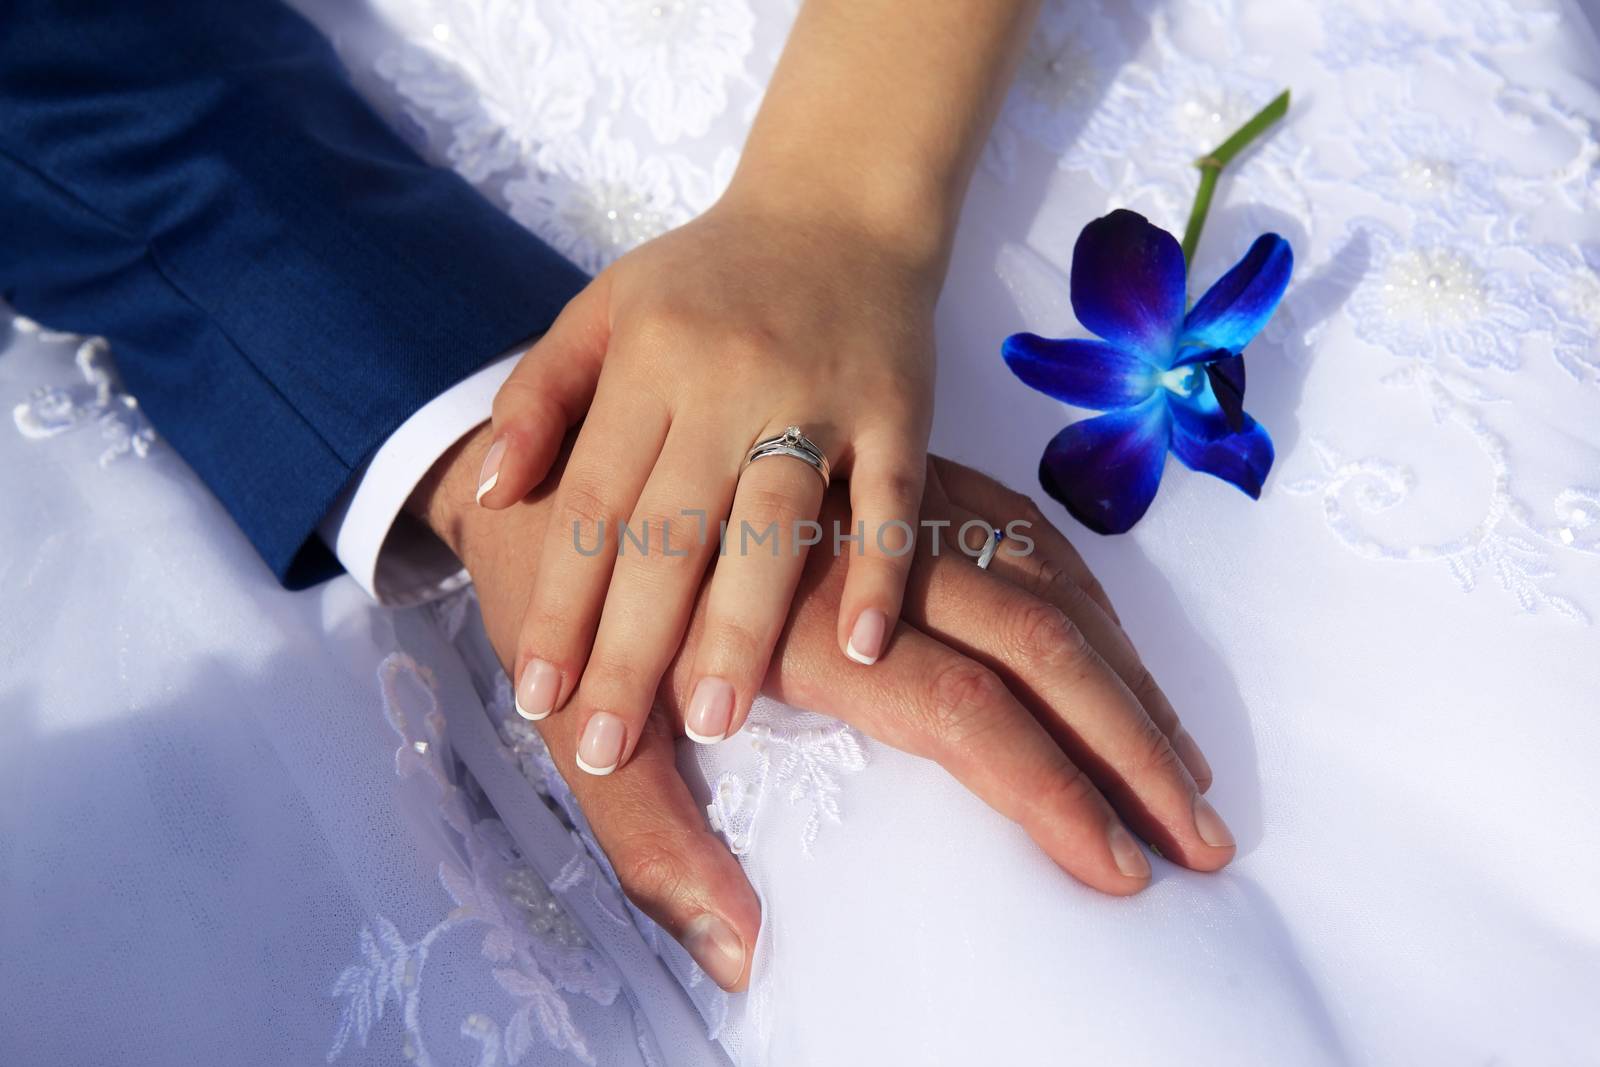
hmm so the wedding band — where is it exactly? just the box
[742,425,831,489]
[976,526,1005,570]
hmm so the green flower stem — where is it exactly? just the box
[1179,88,1291,266]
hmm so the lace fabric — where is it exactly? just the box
[5,0,1600,1062]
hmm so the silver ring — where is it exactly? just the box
[976,526,1005,570]
[742,425,831,489]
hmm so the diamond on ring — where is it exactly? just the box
[742,426,831,489]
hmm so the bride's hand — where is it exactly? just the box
[419,426,1233,990]
[476,192,938,775]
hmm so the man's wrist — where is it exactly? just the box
[407,420,496,572]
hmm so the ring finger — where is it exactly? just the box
[941,498,1211,791]
[683,426,828,746]
[904,531,1235,870]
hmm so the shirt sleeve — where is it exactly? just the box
[319,350,521,606]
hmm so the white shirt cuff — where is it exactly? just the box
[319,350,521,606]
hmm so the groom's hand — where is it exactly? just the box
[412,423,1233,991]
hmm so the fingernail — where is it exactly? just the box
[515,659,560,721]
[476,436,507,504]
[576,711,625,776]
[1193,794,1236,850]
[845,609,887,665]
[1171,727,1213,788]
[683,914,745,988]
[685,676,735,744]
[1108,822,1151,880]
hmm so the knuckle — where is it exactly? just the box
[1081,573,1114,611]
[1127,664,1166,711]
[585,653,647,699]
[1031,759,1100,821]
[1019,555,1071,601]
[860,546,915,578]
[719,321,783,367]
[1132,720,1188,783]
[491,375,547,423]
[708,619,767,677]
[627,301,696,354]
[921,659,1010,750]
[868,467,924,511]
[517,609,570,664]
[556,479,616,533]
[620,510,702,573]
[1007,600,1089,667]
[736,484,802,531]
[613,828,694,907]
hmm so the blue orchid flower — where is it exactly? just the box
[1003,209,1293,534]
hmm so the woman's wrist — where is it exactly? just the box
[715,163,956,288]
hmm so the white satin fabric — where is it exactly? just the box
[6,0,1600,1064]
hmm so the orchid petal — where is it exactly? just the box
[1070,210,1188,364]
[1167,373,1236,443]
[1205,354,1247,433]
[1181,233,1293,354]
[1170,412,1275,498]
[1038,393,1171,535]
[1002,334,1159,411]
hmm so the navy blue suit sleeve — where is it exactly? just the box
[0,0,588,587]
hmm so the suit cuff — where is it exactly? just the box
[320,349,521,605]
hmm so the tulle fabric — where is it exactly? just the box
[6,0,1600,1063]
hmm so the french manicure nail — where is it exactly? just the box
[1108,822,1152,880]
[683,914,746,988]
[845,609,887,665]
[1193,794,1236,849]
[686,677,735,744]
[576,711,625,776]
[476,436,507,504]
[1171,727,1213,788]
[515,659,560,721]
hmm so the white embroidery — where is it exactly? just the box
[491,689,733,1037]
[330,653,617,1065]
[1283,370,1594,625]
[10,322,156,466]
[1318,0,1559,71]
[566,0,756,144]
[373,0,592,184]
[1056,11,1315,231]
[508,123,693,273]
[1526,242,1600,386]
[1493,84,1600,216]
[1344,99,1518,242]
[1342,219,1533,372]
[706,715,867,858]
[985,0,1129,182]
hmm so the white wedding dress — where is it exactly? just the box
[5,0,1600,1063]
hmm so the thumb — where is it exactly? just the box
[476,275,610,508]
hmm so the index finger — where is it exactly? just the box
[531,695,761,990]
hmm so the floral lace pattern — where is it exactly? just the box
[362,0,752,273]
[705,712,868,858]
[329,653,623,1065]
[9,318,156,466]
